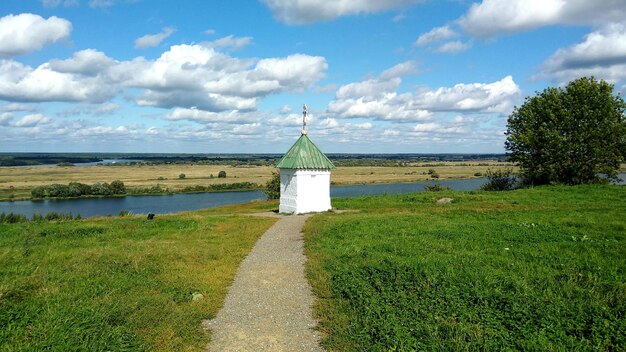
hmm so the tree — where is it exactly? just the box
[505,77,626,185]
[263,171,281,200]
[110,180,126,194]
[218,170,227,178]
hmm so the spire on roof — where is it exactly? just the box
[302,104,307,135]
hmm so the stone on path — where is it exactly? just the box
[205,214,322,352]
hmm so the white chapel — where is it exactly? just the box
[276,105,335,214]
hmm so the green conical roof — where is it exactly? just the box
[276,133,335,169]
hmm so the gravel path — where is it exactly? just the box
[204,214,322,352]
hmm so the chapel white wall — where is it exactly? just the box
[279,169,331,214]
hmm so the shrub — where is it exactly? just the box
[179,173,186,179]
[119,209,131,217]
[0,212,28,223]
[424,184,451,192]
[31,186,46,198]
[480,168,517,191]
[44,212,74,221]
[218,170,227,178]
[110,180,126,194]
[91,182,113,196]
[263,172,281,200]
[474,172,483,177]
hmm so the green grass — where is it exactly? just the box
[0,210,276,351]
[305,185,626,351]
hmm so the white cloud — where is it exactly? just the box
[327,63,520,122]
[268,113,311,127]
[41,0,79,7]
[0,112,12,125]
[413,122,441,132]
[205,29,216,35]
[383,129,400,136]
[49,49,116,75]
[1,103,35,112]
[336,78,401,99]
[459,0,626,38]
[94,102,120,115]
[414,75,520,114]
[413,122,466,134]
[538,23,626,83]
[261,0,423,25]
[89,0,115,8]
[415,25,456,46]
[392,13,406,23]
[435,40,472,54]
[0,13,72,55]
[134,27,176,49]
[379,60,418,80]
[206,35,253,50]
[0,44,327,112]
[0,58,118,103]
[14,113,51,127]
[166,108,258,124]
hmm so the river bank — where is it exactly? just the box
[0,162,512,201]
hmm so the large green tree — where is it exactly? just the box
[505,77,626,185]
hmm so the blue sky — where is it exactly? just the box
[1,0,625,153]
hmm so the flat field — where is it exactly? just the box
[0,161,512,200]
[0,204,276,351]
[304,185,626,350]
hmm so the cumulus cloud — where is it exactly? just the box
[435,40,472,54]
[268,113,312,127]
[538,23,626,83]
[14,113,51,127]
[261,0,423,25]
[379,60,418,80]
[459,0,626,38]
[0,112,12,125]
[0,44,327,111]
[413,75,520,113]
[206,35,253,50]
[0,58,119,103]
[134,27,176,49]
[327,62,520,122]
[0,13,72,56]
[166,107,258,124]
[415,25,456,46]
[49,49,116,75]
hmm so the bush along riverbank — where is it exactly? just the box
[27,180,261,200]
[305,185,626,351]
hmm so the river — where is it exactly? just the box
[1,175,624,218]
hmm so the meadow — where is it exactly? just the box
[0,203,276,351]
[304,185,626,350]
[0,161,512,200]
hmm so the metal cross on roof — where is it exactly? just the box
[302,104,307,135]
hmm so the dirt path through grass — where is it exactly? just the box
[204,213,322,351]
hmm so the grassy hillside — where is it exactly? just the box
[305,185,626,351]
[0,208,276,351]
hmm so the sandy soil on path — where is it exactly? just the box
[204,214,322,351]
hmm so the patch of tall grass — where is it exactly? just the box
[305,185,626,350]
[0,211,276,350]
